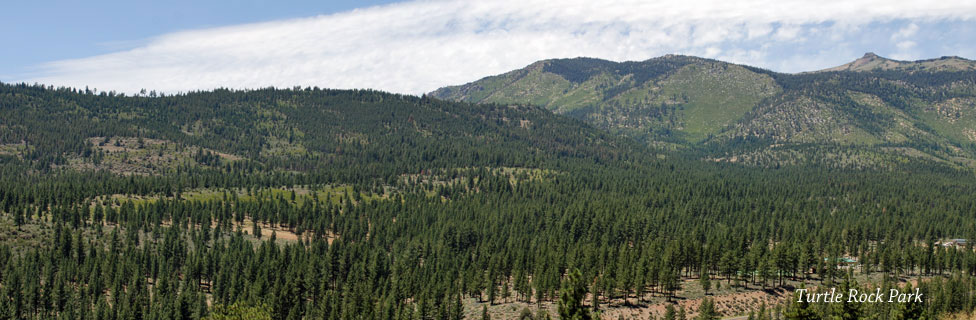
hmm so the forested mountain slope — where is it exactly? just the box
[432,55,780,145]
[0,83,637,177]
[2,82,976,319]
[432,54,976,170]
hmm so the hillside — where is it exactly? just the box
[0,83,638,176]
[3,82,976,320]
[432,55,780,145]
[432,54,976,169]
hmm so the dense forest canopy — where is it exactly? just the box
[0,81,975,319]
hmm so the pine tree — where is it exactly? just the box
[664,304,676,320]
[832,276,861,320]
[700,272,711,295]
[696,297,718,320]
[481,305,490,320]
[451,292,464,320]
[783,285,817,320]
[590,278,600,313]
[755,302,770,320]
[558,269,591,320]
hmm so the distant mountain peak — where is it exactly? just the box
[852,52,887,66]
[820,52,976,73]
[432,53,976,169]
[431,54,782,143]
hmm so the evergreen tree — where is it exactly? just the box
[783,285,817,320]
[700,272,711,296]
[696,298,718,320]
[664,304,676,320]
[481,305,490,320]
[558,269,591,320]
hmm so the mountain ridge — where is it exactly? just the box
[0,83,642,176]
[432,53,976,170]
[819,52,976,73]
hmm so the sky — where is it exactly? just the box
[3,0,976,95]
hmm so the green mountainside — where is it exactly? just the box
[0,83,637,177]
[432,56,780,145]
[432,54,976,169]
[3,79,976,319]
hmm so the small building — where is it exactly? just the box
[824,257,857,267]
[942,239,968,247]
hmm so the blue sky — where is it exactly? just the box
[0,0,400,79]
[4,0,976,95]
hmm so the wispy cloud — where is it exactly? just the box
[19,0,976,95]
[889,22,920,60]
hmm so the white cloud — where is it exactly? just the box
[746,23,772,40]
[897,41,917,51]
[704,47,723,58]
[773,24,803,41]
[892,22,920,40]
[20,0,976,95]
[890,22,921,60]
